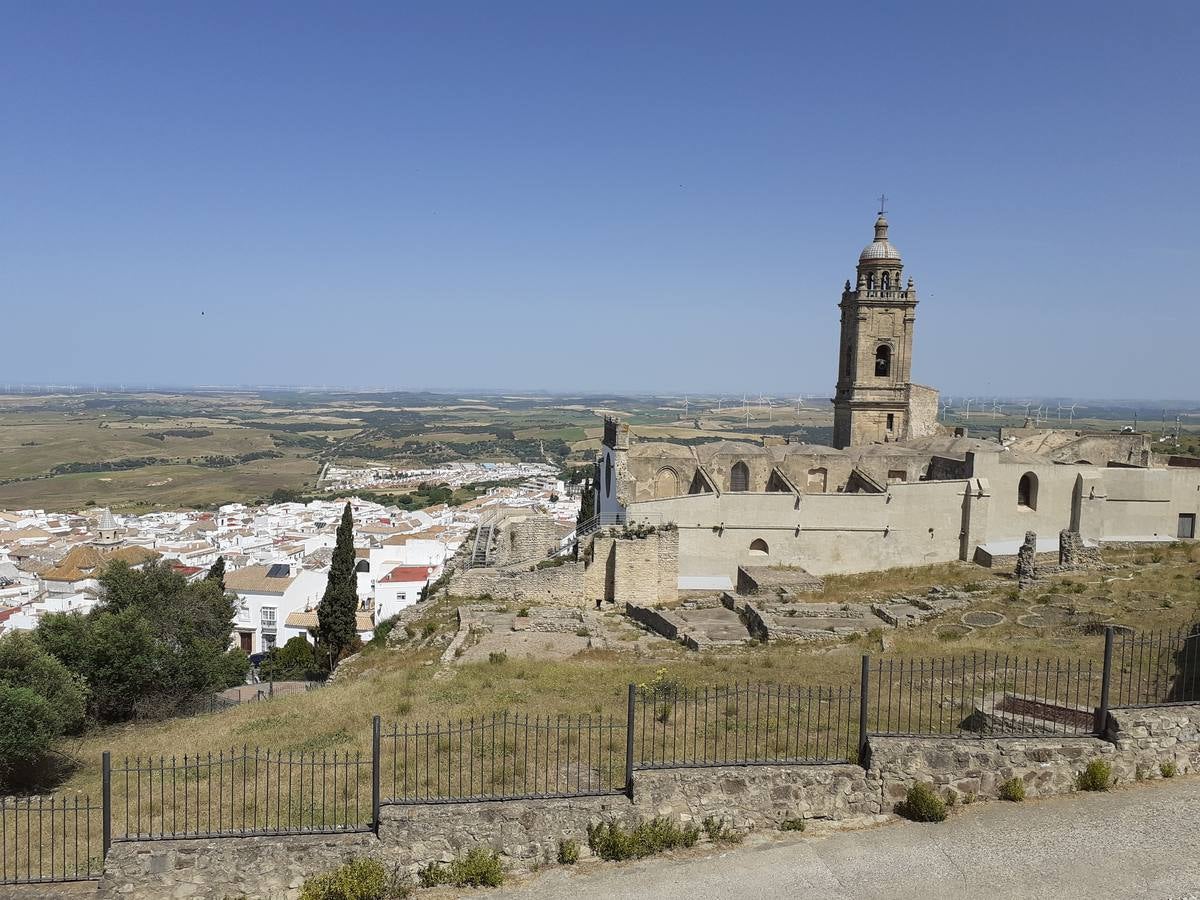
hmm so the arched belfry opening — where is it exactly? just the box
[875,344,892,378]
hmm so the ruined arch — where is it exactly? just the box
[730,461,750,492]
[749,538,769,556]
[653,467,679,499]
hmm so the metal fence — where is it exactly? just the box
[1,796,103,885]
[634,682,859,768]
[107,748,373,840]
[6,624,1200,884]
[1111,626,1200,708]
[381,713,627,804]
[866,652,1102,737]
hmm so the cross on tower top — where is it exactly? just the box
[877,193,888,216]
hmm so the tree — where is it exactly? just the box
[315,502,358,668]
[0,632,88,788]
[35,560,246,722]
[259,636,320,682]
[206,555,226,590]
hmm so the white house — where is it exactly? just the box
[226,564,327,654]
[374,564,437,621]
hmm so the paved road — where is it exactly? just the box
[494,779,1200,899]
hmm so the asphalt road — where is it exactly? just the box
[493,778,1200,899]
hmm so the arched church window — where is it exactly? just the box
[881,272,890,290]
[875,344,892,377]
[654,467,679,499]
[730,461,749,492]
[866,272,875,290]
[749,539,769,555]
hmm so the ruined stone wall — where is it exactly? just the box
[490,514,562,567]
[904,383,941,440]
[450,561,585,606]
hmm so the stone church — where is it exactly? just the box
[586,212,1200,588]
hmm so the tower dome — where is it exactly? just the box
[859,214,902,261]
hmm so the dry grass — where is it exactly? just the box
[21,543,1200,837]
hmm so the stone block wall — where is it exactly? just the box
[450,562,585,606]
[490,514,562,568]
[97,832,378,900]
[868,734,1117,806]
[1106,705,1200,781]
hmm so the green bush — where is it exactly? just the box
[418,848,504,888]
[299,858,401,900]
[1160,761,1178,779]
[998,777,1026,802]
[779,817,806,832]
[488,651,507,664]
[517,607,530,617]
[1076,759,1112,792]
[701,816,741,844]
[557,839,580,865]
[259,636,321,682]
[895,783,947,822]
[586,818,700,861]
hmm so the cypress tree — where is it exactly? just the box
[205,555,226,590]
[316,502,358,668]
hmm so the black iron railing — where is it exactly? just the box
[381,713,627,804]
[0,796,103,885]
[1111,626,1200,708]
[866,652,1101,737]
[634,682,859,768]
[108,748,372,840]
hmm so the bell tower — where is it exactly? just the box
[832,206,920,449]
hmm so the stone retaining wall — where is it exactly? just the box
[869,734,1116,807]
[450,561,585,606]
[70,704,1200,899]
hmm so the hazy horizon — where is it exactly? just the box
[3,3,1197,399]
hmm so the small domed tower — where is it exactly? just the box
[93,508,123,547]
[832,209,921,448]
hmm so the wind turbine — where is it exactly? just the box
[941,397,953,423]
[992,399,1002,420]
[682,394,690,418]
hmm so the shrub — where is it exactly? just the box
[895,783,947,822]
[1076,759,1112,792]
[299,858,397,900]
[586,818,699,861]
[779,817,806,832]
[1160,761,1178,779]
[419,848,504,888]
[557,839,579,865]
[701,816,741,844]
[998,777,1026,802]
[488,651,507,664]
[421,622,437,638]
[517,607,530,617]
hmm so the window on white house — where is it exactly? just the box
[261,606,277,630]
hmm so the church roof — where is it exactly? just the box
[98,508,118,531]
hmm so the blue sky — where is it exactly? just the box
[2,2,1197,400]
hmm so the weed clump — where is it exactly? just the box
[779,816,806,832]
[895,783,947,822]
[1076,759,1112,792]
[701,816,741,844]
[300,858,407,900]
[418,848,504,888]
[488,651,507,664]
[1160,761,1178,779]
[586,818,700,860]
[557,839,580,865]
[998,777,1026,802]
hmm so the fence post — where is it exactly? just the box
[624,683,636,800]
[1095,626,1115,735]
[101,751,112,859]
[858,655,870,766]
[371,715,382,836]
